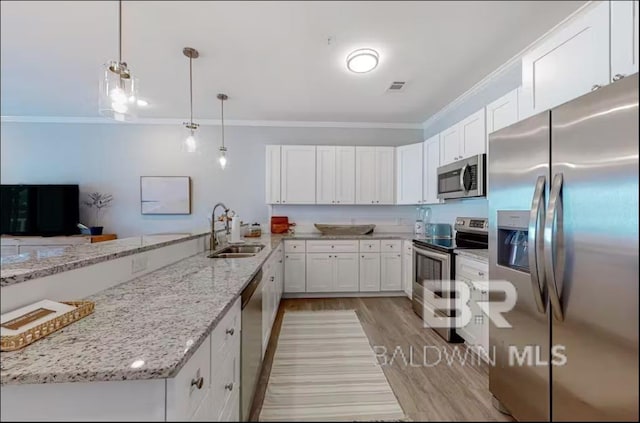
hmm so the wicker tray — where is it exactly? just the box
[1,301,95,352]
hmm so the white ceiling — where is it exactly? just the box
[1,1,585,124]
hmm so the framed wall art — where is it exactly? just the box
[140,176,191,215]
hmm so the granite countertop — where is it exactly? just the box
[1,232,414,386]
[454,248,489,262]
[0,231,209,287]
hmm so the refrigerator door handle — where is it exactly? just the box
[528,175,547,314]
[544,173,565,321]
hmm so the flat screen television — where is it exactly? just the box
[0,185,80,236]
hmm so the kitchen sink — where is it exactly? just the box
[208,244,265,259]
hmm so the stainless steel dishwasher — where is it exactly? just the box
[240,269,263,421]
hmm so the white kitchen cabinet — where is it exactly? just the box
[316,146,355,204]
[422,134,441,204]
[486,88,519,136]
[520,1,610,119]
[459,108,486,159]
[611,0,639,81]
[284,253,306,293]
[265,145,281,204]
[456,255,489,362]
[359,252,381,292]
[380,252,402,291]
[355,146,395,204]
[306,253,334,292]
[396,142,423,205]
[440,125,461,166]
[333,253,359,292]
[281,145,316,204]
[402,241,413,298]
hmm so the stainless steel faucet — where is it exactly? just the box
[210,202,230,251]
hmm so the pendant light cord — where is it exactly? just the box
[118,0,122,63]
[189,56,193,125]
[221,97,225,148]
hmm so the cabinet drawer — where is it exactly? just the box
[210,298,240,357]
[359,240,380,252]
[166,335,212,421]
[456,256,488,281]
[381,240,402,252]
[284,241,306,253]
[210,336,240,421]
[306,240,358,253]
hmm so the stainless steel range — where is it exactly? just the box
[412,217,488,342]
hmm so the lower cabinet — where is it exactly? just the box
[334,253,359,292]
[455,255,489,362]
[402,241,413,298]
[380,253,402,291]
[359,253,381,292]
[307,253,359,292]
[263,246,284,356]
[284,253,306,293]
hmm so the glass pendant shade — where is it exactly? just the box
[99,62,137,122]
[182,130,198,153]
[218,147,227,169]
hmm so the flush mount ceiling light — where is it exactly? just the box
[99,0,140,121]
[217,93,228,169]
[181,47,200,153]
[346,48,379,73]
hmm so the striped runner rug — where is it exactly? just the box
[259,310,406,422]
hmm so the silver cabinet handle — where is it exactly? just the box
[337,201,340,203]
[225,328,235,336]
[613,74,625,81]
[270,276,275,281]
[544,173,565,321]
[528,175,547,314]
[191,376,204,390]
[331,245,334,248]
[224,383,234,391]
[591,84,601,91]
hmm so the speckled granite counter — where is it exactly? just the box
[1,232,414,386]
[454,248,489,262]
[0,232,209,287]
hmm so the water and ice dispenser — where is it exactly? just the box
[497,211,530,273]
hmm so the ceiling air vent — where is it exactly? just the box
[388,81,406,91]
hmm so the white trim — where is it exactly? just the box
[0,115,422,130]
[421,0,597,130]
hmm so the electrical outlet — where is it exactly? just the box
[131,255,148,274]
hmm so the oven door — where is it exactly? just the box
[437,154,485,200]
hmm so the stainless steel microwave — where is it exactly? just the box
[437,154,486,200]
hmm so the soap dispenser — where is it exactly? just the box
[230,212,242,243]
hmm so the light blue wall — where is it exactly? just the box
[423,61,522,139]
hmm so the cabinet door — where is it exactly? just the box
[486,89,519,136]
[355,147,377,204]
[359,253,381,292]
[402,242,413,298]
[284,253,306,293]
[262,277,274,354]
[380,253,402,291]
[306,254,334,292]
[335,146,356,204]
[455,278,477,345]
[459,108,486,159]
[265,145,281,204]
[281,145,316,204]
[316,146,336,204]
[375,147,395,204]
[396,143,423,205]
[440,124,461,166]
[521,2,610,118]
[611,0,639,80]
[422,134,441,204]
[333,253,359,292]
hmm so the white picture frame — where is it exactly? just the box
[140,176,191,215]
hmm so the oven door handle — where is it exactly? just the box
[413,246,450,262]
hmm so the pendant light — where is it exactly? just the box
[99,0,138,121]
[217,93,228,169]
[182,47,200,153]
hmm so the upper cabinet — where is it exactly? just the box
[486,88,519,136]
[520,1,610,119]
[355,147,395,204]
[265,145,281,204]
[396,142,423,205]
[317,146,355,204]
[440,107,487,167]
[611,0,639,81]
[281,145,316,204]
[422,134,441,204]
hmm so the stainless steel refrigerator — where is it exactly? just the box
[488,73,639,421]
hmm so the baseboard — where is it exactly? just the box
[283,291,408,299]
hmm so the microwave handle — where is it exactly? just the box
[459,164,468,192]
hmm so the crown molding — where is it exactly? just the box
[0,115,423,130]
[421,0,596,130]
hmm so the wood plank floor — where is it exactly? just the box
[250,297,513,422]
